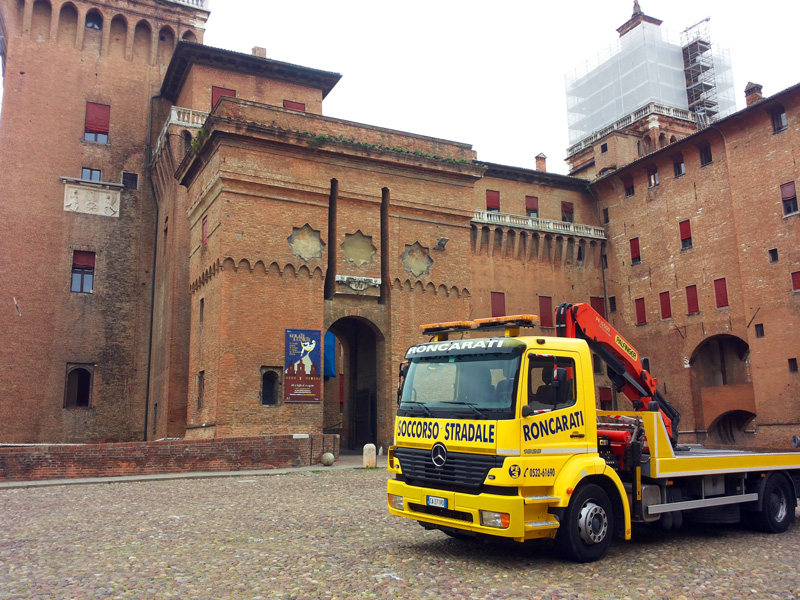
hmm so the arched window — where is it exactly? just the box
[261,368,279,405]
[65,365,92,408]
[85,10,102,30]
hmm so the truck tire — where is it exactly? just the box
[555,483,614,563]
[754,474,793,534]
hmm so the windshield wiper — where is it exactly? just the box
[399,401,432,416]
[448,401,487,419]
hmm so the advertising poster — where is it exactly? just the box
[284,329,322,403]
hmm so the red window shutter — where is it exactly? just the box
[491,292,505,317]
[686,285,699,314]
[635,298,646,325]
[679,220,692,240]
[72,251,95,268]
[283,100,306,111]
[561,201,574,213]
[590,297,605,319]
[659,291,672,319]
[714,278,729,308]
[486,190,500,211]
[598,387,612,403]
[539,296,553,328]
[211,86,236,109]
[792,271,800,291]
[630,237,640,260]
[85,102,110,134]
[202,216,208,247]
[525,196,539,212]
[781,182,797,200]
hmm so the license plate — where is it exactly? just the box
[427,495,447,509]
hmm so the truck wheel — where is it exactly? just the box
[755,474,793,534]
[555,483,614,562]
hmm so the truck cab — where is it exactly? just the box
[388,317,629,562]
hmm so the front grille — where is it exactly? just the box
[394,447,503,492]
[408,503,473,522]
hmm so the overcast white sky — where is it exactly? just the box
[1,1,795,174]
[202,0,798,174]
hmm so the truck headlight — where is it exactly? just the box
[480,510,510,529]
[388,494,404,511]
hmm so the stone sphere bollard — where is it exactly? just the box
[363,443,377,468]
[321,452,335,466]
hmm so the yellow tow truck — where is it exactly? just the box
[386,304,800,562]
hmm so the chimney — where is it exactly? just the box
[535,153,547,172]
[252,46,267,58]
[745,82,763,107]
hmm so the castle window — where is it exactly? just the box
[539,296,553,328]
[679,220,692,250]
[199,298,204,328]
[686,285,700,314]
[755,324,765,338]
[592,354,603,374]
[699,142,713,167]
[525,196,538,218]
[122,172,139,190]
[635,298,646,325]
[622,174,634,197]
[261,368,280,405]
[673,153,685,177]
[589,296,605,319]
[771,105,788,133]
[659,291,672,320]
[646,165,659,188]
[211,86,236,110]
[85,11,102,30]
[629,237,641,265]
[197,371,205,409]
[598,387,612,411]
[81,168,101,182]
[561,202,574,223]
[202,216,208,247]
[602,207,609,224]
[600,142,608,154]
[491,291,506,317]
[642,358,651,372]
[71,251,95,293]
[768,248,779,263]
[283,100,306,111]
[486,190,500,212]
[65,365,93,408]
[714,278,729,308]
[781,182,798,215]
[608,296,617,313]
[84,102,110,144]
[790,358,799,373]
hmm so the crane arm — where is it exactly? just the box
[555,302,680,446]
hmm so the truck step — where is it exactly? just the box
[523,496,560,504]
[524,520,559,530]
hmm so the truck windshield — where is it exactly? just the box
[398,350,522,420]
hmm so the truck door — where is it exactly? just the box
[521,352,590,461]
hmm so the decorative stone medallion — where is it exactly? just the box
[341,230,376,267]
[401,242,433,277]
[287,224,325,262]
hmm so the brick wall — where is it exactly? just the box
[0,435,340,483]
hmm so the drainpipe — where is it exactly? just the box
[142,94,162,441]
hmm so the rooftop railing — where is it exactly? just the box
[164,0,210,10]
[152,107,209,160]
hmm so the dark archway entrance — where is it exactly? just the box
[325,317,380,450]
[689,335,755,445]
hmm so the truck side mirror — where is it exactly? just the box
[521,404,534,418]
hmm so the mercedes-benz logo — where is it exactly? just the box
[431,443,447,468]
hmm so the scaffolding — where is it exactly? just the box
[565,22,689,145]
[681,18,735,127]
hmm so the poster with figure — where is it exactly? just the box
[285,329,322,403]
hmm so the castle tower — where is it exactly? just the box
[0,0,208,442]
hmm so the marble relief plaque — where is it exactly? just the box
[64,184,121,218]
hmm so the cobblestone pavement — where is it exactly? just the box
[1,468,798,600]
